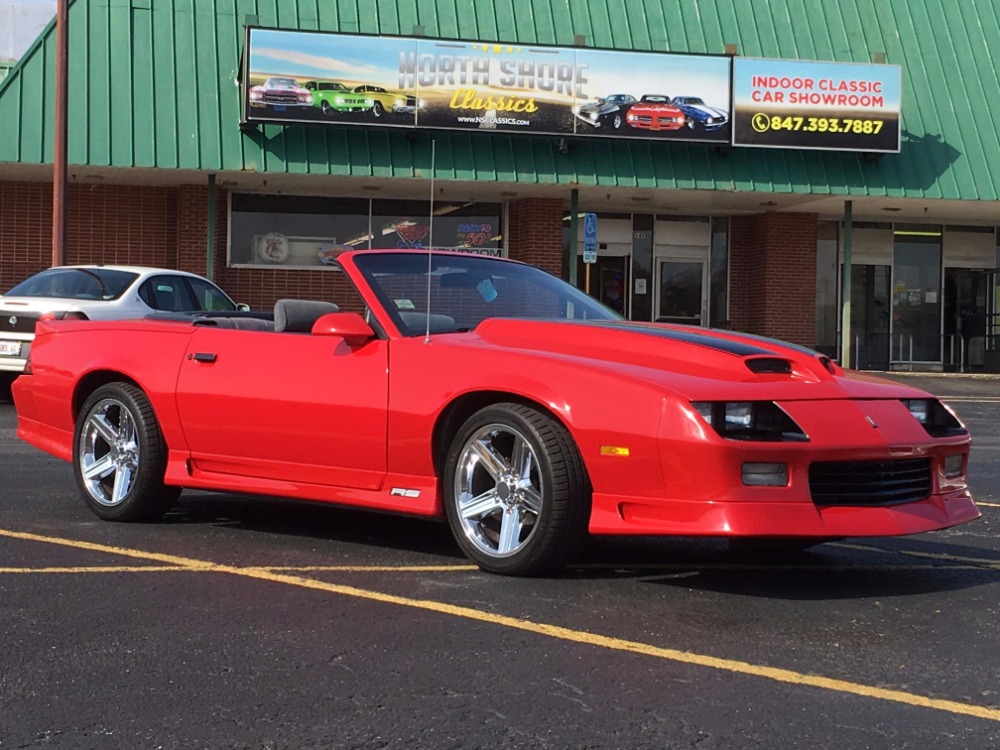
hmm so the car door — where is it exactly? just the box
[174,326,389,490]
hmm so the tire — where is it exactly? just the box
[686,117,697,130]
[321,100,332,116]
[612,114,623,129]
[444,403,590,576]
[73,383,181,522]
[371,101,385,118]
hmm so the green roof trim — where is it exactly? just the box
[1,0,999,202]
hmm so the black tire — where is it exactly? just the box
[0,373,14,403]
[612,114,623,129]
[686,117,698,130]
[371,101,385,118]
[444,403,590,576]
[73,383,181,522]
[321,100,332,115]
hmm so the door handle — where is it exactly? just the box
[191,352,217,363]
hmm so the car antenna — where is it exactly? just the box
[424,138,436,343]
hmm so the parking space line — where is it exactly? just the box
[257,564,478,572]
[0,565,184,574]
[836,542,1000,569]
[2,526,999,724]
[977,501,1000,508]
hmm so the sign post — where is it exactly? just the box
[583,212,597,295]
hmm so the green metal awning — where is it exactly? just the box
[1,0,999,206]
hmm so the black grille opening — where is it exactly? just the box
[809,458,932,506]
[745,357,792,374]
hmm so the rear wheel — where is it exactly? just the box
[444,403,590,576]
[73,383,180,522]
[371,101,385,118]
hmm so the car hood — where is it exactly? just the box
[578,101,617,115]
[457,318,930,401]
[678,102,727,118]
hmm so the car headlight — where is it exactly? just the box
[334,97,345,104]
[943,454,965,478]
[692,401,808,442]
[589,112,598,121]
[395,98,404,107]
[900,399,967,438]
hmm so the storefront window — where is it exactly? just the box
[230,194,371,267]
[815,221,839,357]
[229,195,503,267]
[710,217,729,328]
[371,200,503,256]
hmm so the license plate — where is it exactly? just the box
[274,105,287,112]
[0,340,21,357]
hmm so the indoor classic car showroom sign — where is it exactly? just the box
[241,27,902,154]
[731,57,902,152]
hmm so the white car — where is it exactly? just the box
[0,265,247,379]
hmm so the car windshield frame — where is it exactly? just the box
[4,268,139,300]
[350,251,622,337]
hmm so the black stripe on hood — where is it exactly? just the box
[577,321,775,357]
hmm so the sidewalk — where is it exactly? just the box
[870,371,1000,398]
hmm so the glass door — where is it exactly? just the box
[655,258,708,325]
[849,264,891,370]
[892,232,942,365]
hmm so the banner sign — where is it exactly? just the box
[731,58,902,152]
[242,27,733,143]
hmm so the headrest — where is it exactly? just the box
[273,299,340,332]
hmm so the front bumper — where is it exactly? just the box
[589,488,980,537]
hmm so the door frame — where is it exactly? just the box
[653,255,710,326]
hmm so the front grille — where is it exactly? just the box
[1,312,41,334]
[264,93,299,104]
[405,95,417,107]
[746,357,792,374]
[809,458,932,506]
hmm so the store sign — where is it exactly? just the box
[732,58,902,152]
[241,27,733,143]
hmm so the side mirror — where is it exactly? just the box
[236,303,251,312]
[311,312,375,347]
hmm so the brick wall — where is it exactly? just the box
[507,198,565,276]
[730,212,818,348]
[1,180,178,291]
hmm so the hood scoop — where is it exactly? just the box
[745,357,792,375]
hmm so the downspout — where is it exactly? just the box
[206,173,216,281]
[52,0,68,266]
[568,188,579,286]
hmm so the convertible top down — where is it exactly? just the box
[12,250,980,575]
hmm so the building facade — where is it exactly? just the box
[1,0,998,371]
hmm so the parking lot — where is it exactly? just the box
[2,376,999,750]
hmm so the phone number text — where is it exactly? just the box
[751,114,885,134]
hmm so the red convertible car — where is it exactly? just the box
[12,251,979,575]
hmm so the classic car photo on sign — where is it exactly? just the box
[11,251,979,576]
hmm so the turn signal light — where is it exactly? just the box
[742,462,789,487]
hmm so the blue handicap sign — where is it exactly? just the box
[583,212,597,263]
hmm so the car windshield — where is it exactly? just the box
[677,97,705,105]
[5,268,138,300]
[268,78,297,87]
[321,82,347,91]
[641,96,670,103]
[352,252,621,336]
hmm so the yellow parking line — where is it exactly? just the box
[0,566,183,574]
[977,501,1000,508]
[257,564,478,573]
[838,542,1000,569]
[2,527,999,724]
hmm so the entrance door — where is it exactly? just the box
[944,268,990,370]
[655,258,707,325]
[576,255,629,317]
[849,264,891,370]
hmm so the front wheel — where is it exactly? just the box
[73,383,180,522]
[444,403,590,576]
[371,101,385,118]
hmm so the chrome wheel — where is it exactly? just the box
[445,402,590,575]
[454,422,544,559]
[80,398,140,506]
[74,383,179,522]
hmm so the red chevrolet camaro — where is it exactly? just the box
[12,250,980,575]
